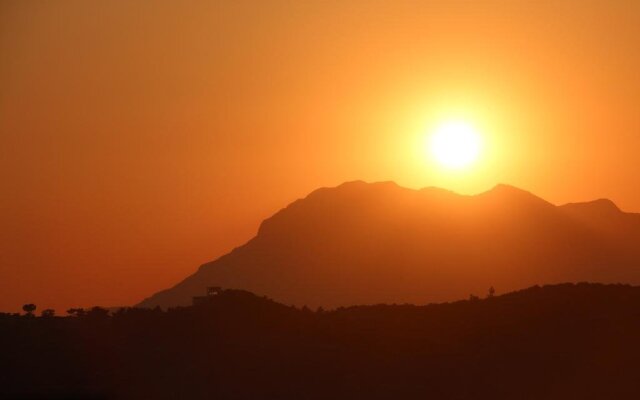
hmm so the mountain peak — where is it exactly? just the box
[336,180,401,191]
[478,183,553,208]
[561,198,621,214]
[304,180,403,199]
[486,183,536,196]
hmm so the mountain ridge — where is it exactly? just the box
[138,181,640,309]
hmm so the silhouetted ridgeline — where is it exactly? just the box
[139,181,640,310]
[2,284,640,399]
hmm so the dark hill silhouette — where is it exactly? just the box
[4,284,640,399]
[139,181,640,309]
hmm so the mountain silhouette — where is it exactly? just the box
[138,181,640,309]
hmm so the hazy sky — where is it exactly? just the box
[1,0,640,312]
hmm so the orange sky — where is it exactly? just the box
[1,0,640,313]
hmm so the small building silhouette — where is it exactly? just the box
[192,286,223,306]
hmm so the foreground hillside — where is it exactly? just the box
[3,283,640,399]
[139,181,640,309]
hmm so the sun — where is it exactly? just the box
[429,120,482,169]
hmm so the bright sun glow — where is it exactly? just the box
[429,121,482,169]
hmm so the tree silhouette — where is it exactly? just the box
[22,303,36,316]
[488,286,496,298]
[41,309,55,318]
[87,306,109,319]
[67,308,86,317]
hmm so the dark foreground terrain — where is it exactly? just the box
[3,283,640,399]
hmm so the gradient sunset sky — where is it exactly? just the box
[2,0,640,312]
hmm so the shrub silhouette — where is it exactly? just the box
[21,303,36,316]
[40,309,55,317]
[86,306,109,319]
[66,307,86,317]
